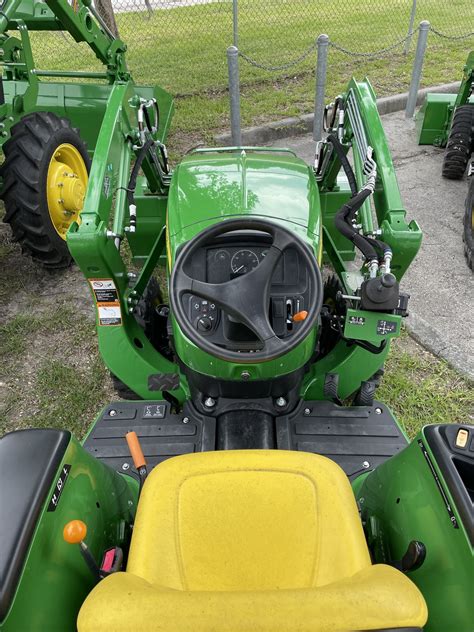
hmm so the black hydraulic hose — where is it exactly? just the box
[335,188,378,261]
[127,138,154,207]
[327,131,393,262]
[365,236,392,257]
[326,133,358,197]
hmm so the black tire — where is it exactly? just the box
[110,373,142,400]
[0,111,90,268]
[442,104,474,180]
[464,174,474,270]
[110,277,166,400]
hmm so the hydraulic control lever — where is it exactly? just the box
[63,520,123,580]
[126,431,148,495]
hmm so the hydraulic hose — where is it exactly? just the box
[127,138,154,207]
[326,134,393,263]
[126,138,154,233]
[326,133,358,197]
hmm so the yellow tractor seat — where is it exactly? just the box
[78,450,427,632]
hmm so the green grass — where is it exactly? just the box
[28,0,473,147]
[378,332,474,438]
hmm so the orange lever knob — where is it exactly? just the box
[63,519,87,544]
[292,310,308,322]
[126,431,147,469]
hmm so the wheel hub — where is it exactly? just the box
[46,143,88,239]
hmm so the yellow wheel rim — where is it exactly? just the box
[46,143,88,240]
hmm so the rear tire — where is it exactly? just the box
[442,105,474,180]
[464,174,474,270]
[0,112,90,268]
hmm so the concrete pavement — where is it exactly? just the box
[269,110,474,379]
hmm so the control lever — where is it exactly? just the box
[63,520,123,580]
[63,520,100,581]
[126,431,148,495]
[390,540,426,572]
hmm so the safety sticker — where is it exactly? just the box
[89,279,122,326]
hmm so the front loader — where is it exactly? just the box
[0,0,173,267]
[0,2,472,631]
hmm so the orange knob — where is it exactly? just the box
[63,520,87,544]
[292,310,308,322]
[126,431,147,469]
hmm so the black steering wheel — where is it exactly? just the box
[169,218,323,363]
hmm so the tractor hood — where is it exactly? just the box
[166,148,322,260]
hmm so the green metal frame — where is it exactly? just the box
[417,51,474,146]
[355,425,472,632]
[68,77,421,401]
[1,435,138,632]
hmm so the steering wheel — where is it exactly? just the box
[170,218,323,363]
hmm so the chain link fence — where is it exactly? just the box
[30,1,473,100]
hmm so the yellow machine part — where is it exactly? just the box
[78,450,428,632]
[46,143,88,239]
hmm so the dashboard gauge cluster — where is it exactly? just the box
[208,247,271,282]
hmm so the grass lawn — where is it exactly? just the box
[29,1,473,151]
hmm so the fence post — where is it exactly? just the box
[404,0,417,55]
[232,0,238,47]
[313,34,329,142]
[227,45,242,146]
[405,20,430,118]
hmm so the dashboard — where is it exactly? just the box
[182,236,311,351]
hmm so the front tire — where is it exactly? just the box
[442,104,474,180]
[1,111,90,268]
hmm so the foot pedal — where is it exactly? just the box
[324,373,341,405]
[354,380,376,407]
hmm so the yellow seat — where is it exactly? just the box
[78,450,427,632]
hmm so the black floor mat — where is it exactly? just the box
[83,400,407,480]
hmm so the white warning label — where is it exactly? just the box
[89,279,122,326]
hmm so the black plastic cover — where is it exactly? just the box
[0,429,71,621]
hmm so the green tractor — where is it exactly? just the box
[417,50,474,180]
[417,51,473,270]
[1,2,472,631]
[0,0,172,267]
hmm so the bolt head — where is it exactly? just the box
[204,397,215,408]
[375,407,382,415]
[304,407,311,416]
[276,397,287,408]
[241,371,250,380]
[182,417,190,424]
[362,461,370,469]
[122,463,130,471]
[109,409,117,417]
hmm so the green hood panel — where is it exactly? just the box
[167,149,322,258]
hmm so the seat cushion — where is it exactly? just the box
[78,564,427,632]
[127,450,371,590]
[78,449,428,631]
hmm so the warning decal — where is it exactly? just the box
[89,279,122,326]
